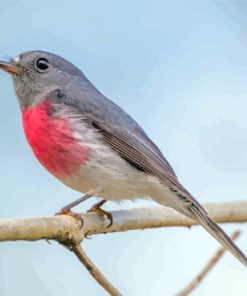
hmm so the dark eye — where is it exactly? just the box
[36,58,49,71]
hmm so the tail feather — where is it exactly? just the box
[157,186,247,266]
[189,204,247,267]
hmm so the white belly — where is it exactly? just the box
[59,140,163,201]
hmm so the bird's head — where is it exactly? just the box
[0,50,83,109]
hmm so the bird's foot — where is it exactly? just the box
[56,207,81,219]
[56,193,93,216]
[55,208,84,228]
[55,188,103,229]
[87,200,113,228]
[55,194,91,227]
[56,187,103,215]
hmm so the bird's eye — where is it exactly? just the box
[35,58,49,71]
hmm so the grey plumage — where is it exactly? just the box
[1,50,247,267]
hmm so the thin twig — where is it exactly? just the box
[176,230,241,296]
[71,244,123,296]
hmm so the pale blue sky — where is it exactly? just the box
[0,1,247,295]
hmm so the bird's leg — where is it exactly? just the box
[87,199,113,228]
[58,193,92,215]
[55,187,102,221]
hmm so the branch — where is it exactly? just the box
[0,201,247,242]
[0,201,246,296]
[0,215,83,243]
[176,230,241,296]
[71,244,122,296]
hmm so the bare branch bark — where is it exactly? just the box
[176,230,241,296]
[0,215,83,243]
[0,201,246,242]
[0,201,246,296]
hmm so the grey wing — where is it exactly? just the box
[90,119,203,204]
[86,95,177,176]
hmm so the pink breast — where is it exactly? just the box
[22,100,91,178]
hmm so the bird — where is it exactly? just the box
[0,50,246,267]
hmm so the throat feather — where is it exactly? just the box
[22,100,91,177]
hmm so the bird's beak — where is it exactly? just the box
[0,61,24,75]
